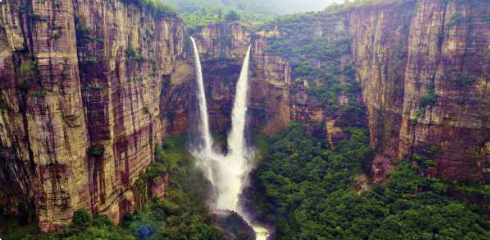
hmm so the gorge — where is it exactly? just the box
[191,38,268,239]
[0,0,490,239]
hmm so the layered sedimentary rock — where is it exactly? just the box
[191,22,335,139]
[1,0,490,232]
[0,0,185,231]
[250,16,365,140]
[348,0,490,182]
[250,29,294,135]
[347,1,415,182]
[191,22,251,134]
[255,0,490,183]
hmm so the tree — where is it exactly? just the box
[225,10,240,21]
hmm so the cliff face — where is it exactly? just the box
[250,14,367,141]
[1,0,490,233]
[348,0,490,182]
[190,22,339,139]
[254,0,490,183]
[191,22,251,134]
[347,1,415,182]
[0,0,185,231]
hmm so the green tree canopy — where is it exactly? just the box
[225,10,240,21]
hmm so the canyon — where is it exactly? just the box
[0,0,489,233]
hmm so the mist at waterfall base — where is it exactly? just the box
[189,37,270,240]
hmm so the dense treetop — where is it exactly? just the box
[250,124,490,240]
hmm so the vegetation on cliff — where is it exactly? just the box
[264,13,365,118]
[158,0,338,29]
[121,0,177,16]
[1,136,221,240]
[251,124,490,239]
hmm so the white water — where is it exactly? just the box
[215,46,252,211]
[190,37,217,185]
[190,39,269,240]
[190,37,214,154]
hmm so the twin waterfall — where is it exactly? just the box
[190,38,269,240]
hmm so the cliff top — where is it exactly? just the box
[120,0,178,17]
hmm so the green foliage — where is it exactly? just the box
[71,210,92,230]
[30,90,46,98]
[88,143,105,158]
[454,183,490,199]
[84,56,97,65]
[126,135,221,240]
[420,88,438,108]
[412,109,423,124]
[0,217,39,240]
[150,60,159,78]
[252,124,371,224]
[54,1,62,8]
[125,46,144,64]
[75,16,103,47]
[224,10,240,21]
[51,33,61,40]
[252,124,490,240]
[446,12,474,28]
[323,0,416,14]
[19,62,36,79]
[126,46,136,58]
[160,0,341,29]
[120,0,177,16]
[13,210,135,240]
[455,73,476,86]
[17,61,39,92]
[263,13,364,115]
[7,136,221,240]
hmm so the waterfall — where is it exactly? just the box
[215,45,252,211]
[190,38,269,240]
[190,37,217,185]
[220,46,269,240]
[191,37,213,154]
[227,45,252,160]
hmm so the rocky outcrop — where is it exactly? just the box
[250,16,366,140]
[347,1,415,182]
[150,172,169,199]
[0,0,185,231]
[399,0,490,182]
[251,0,490,183]
[347,0,490,183]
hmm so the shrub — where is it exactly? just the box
[126,46,136,58]
[455,73,476,86]
[71,209,92,230]
[88,143,105,158]
[51,33,61,40]
[30,90,46,98]
[420,88,438,108]
[225,10,240,21]
[412,109,423,124]
[119,0,177,17]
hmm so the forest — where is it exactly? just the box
[1,0,490,240]
[251,124,490,240]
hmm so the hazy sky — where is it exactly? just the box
[322,0,349,4]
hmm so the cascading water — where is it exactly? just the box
[190,37,213,154]
[190,38,269,240]
[224,45,270,240]
[215,46,252,211]
[190,37,218,185]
